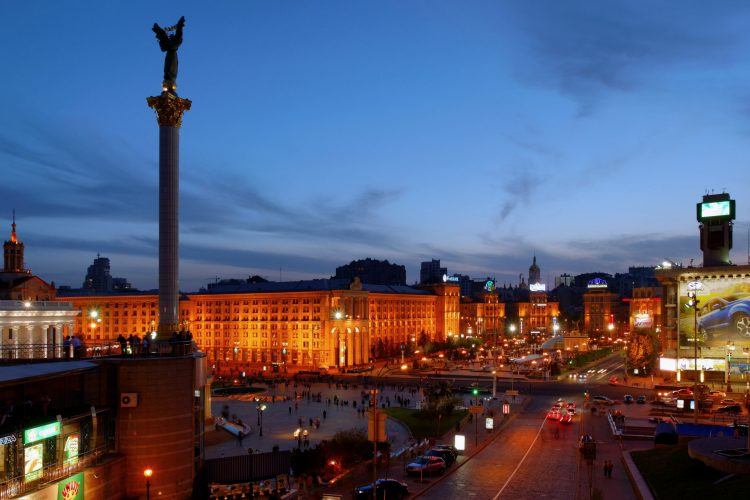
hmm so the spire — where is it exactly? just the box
[10,209,17,243]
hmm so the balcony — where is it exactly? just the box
[0,340,197,364]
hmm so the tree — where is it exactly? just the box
[627,330,659,375]
[417,330,429,347]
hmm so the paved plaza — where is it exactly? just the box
[206,381,422,458]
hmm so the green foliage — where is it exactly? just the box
[627,331,659,374]
[384,407,467,439]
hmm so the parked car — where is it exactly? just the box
[636,395,647,405]
[708,390,726,400]
[719,399,738,406]
[354,479,409,500]
[593,396,614,405]
[624,395,634,404]
[433,444,459,459]
[425,448,456,466]
[716,404,742,414]
[405,456,446,476]
[697,294,750,339]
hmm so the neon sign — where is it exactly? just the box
[529,283,546,292]
[587,278,608,289]
[442,274,459,283]
[24,422,60,444]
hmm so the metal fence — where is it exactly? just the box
[0,444,110,499]
[204,451,292,484]
[0,340,195,363]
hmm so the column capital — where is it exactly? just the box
[147,92,192,127]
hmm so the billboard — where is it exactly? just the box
[678,277,750,351]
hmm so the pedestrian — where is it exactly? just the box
[289,406,292,415]
[238,431,245,447]
[603,460,608,478]
[608,461,614,478]
[323,410,327,420]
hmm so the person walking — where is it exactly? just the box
[603,460,609,478]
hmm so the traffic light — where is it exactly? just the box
[472,388,479,396]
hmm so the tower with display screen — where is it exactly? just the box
[697,193,735,267]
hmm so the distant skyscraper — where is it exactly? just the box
[528,255,541,284]
[83,255,131,293]
[420,259,447,284]
[555,273,574,287]
[334,258,406,285]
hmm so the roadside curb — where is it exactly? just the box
[621,450,655,500]
[411,397,533,498]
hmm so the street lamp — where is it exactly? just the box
[255,400,267,436]
[744,347,750,390]
[686,290,700,424]
[143,468,153,500]
[725,341,735,393]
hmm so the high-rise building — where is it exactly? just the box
[83,255,131,293]
[334,258,406,285]
[420,259,447,284]
[555,273,574,287]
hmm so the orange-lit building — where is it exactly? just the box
[583,278,621,336]
[626,286,662,332]
[58,279,460,372]
[506,290,560,336]
[459,292,505,342]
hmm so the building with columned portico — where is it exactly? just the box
[0,217,78,357]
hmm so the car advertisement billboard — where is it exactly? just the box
[678,277,750,351]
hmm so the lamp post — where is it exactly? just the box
[725,341,735,393]
[492,370,497,398]
[143,467,153,500]
[744,347,750,391]
[687,290,699,424]
[256,403,267,436]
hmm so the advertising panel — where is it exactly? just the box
[57,472,84,500]
[24,443,43,482]
[678,277,750,351]
[64,434,79,465]
[633,313,653,329]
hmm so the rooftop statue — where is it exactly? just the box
[152,16,185,94]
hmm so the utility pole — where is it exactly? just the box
[687,291,700,424]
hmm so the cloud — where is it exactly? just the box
[495,169,541,222]
[510,1,745,114]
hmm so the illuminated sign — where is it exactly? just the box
[659,357,677,372]
[485,417,494,430]
[442,274,459,283]
[57,472,84,500]
[529,283,546,292]
[701,201,730,218]
[484,280,495,292]
[633,314,653,329]
[24,422,61,444]
[64,434,79,465]
[686,281,704,292]
[0,434,17,446]
[587,278,608,289]
[454,434,465,451]
[24,443,43,481]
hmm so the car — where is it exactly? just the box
[405,456,446,476]
[567,402,576,410]
[716,404,742,414]
[354,479,409,500]
[433,444,459,459]
[697,294,750,340]
[547,409,561,421]
[636,395,647,405]
[425,448,456,467]
[624,395,634,404]
[593,396,614,405]
[719,399,738,406]
[707,390,727,400]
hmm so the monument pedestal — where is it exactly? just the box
[147,92,191,338]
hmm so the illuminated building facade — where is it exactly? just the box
[459,292,505,341]
[59,279,460,372]
[583,278,621,337]
[507,291,560,336]
[0,219,78,358]
[626,286,662,332]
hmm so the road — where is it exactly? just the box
[410,353,642,499]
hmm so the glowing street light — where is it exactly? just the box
[143,468,153,500]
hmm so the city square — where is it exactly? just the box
[1,2,750,499]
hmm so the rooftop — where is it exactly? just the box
[0,360,98,386]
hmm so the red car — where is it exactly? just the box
[405,456,446,476]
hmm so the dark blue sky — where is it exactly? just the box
[2,1,750,290]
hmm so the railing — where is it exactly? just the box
[0,300,75,311]
[0,444,111,499]
[0,340,196,363]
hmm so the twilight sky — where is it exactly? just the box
[2,1,750,291]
